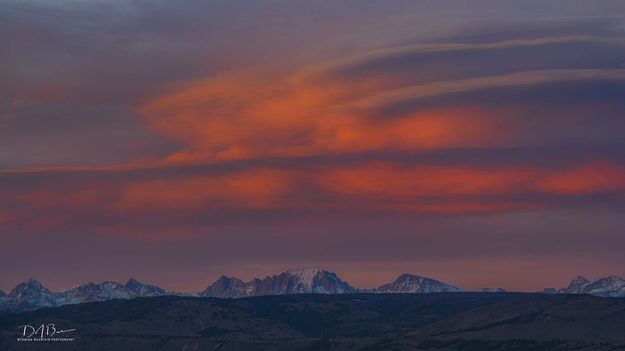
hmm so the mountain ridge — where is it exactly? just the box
[372,273,462,293]
[200,268,358,297]
[2,270,624,313]
[552,275,625,297]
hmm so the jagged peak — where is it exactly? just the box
[570,275,590,283]
[12,278,47,291]
[285,268,326,280]
[564,275,590,290]
[287,267,323,274]
[586,275,625,287]
[71,281,121,290]
[285,268,345,285]
[216,275,239,281]
[124,278,165,295]
[9,279,52,298]
[376,273,462,293]
[209,275,246,286]
[597,275,624,282]
[96,281,124,289]
[396,273,427,280]
[202,275,245,292]
[125,278,142,286]
[399,273,425,278]
[23,278,44,286]
[125,278,160,288]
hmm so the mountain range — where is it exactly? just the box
[200,268,358,298]
[543,275,625,297]
[0,278,167,313]
[1,269,624,313]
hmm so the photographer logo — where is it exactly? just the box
[17,323,76,342]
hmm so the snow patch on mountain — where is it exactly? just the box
[287,268,321,291]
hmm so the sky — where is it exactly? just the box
[1,0,625,293]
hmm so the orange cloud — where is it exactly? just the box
[112,168,295,213]
[533,162,625,195]
[315,162,537,198]
[139,45,625,167]
[109,161,625,217]
[313,162,625,207]
[138,66,508,164]
[3,160,624,235]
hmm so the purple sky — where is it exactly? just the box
[2,0,625,293]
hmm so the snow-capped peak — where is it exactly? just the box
[125,278,142,286]
[568,276,590,288]
[375,274,463,293]
[557,275,625,297]
[200,268,356,297]
[125,278,166,296]
[286,267,322,276]
[286,268,322,288]
[9,279,50,298]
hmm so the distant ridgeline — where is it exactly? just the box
[1,268,624,313]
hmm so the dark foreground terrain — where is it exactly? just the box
[1,293,625,351]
